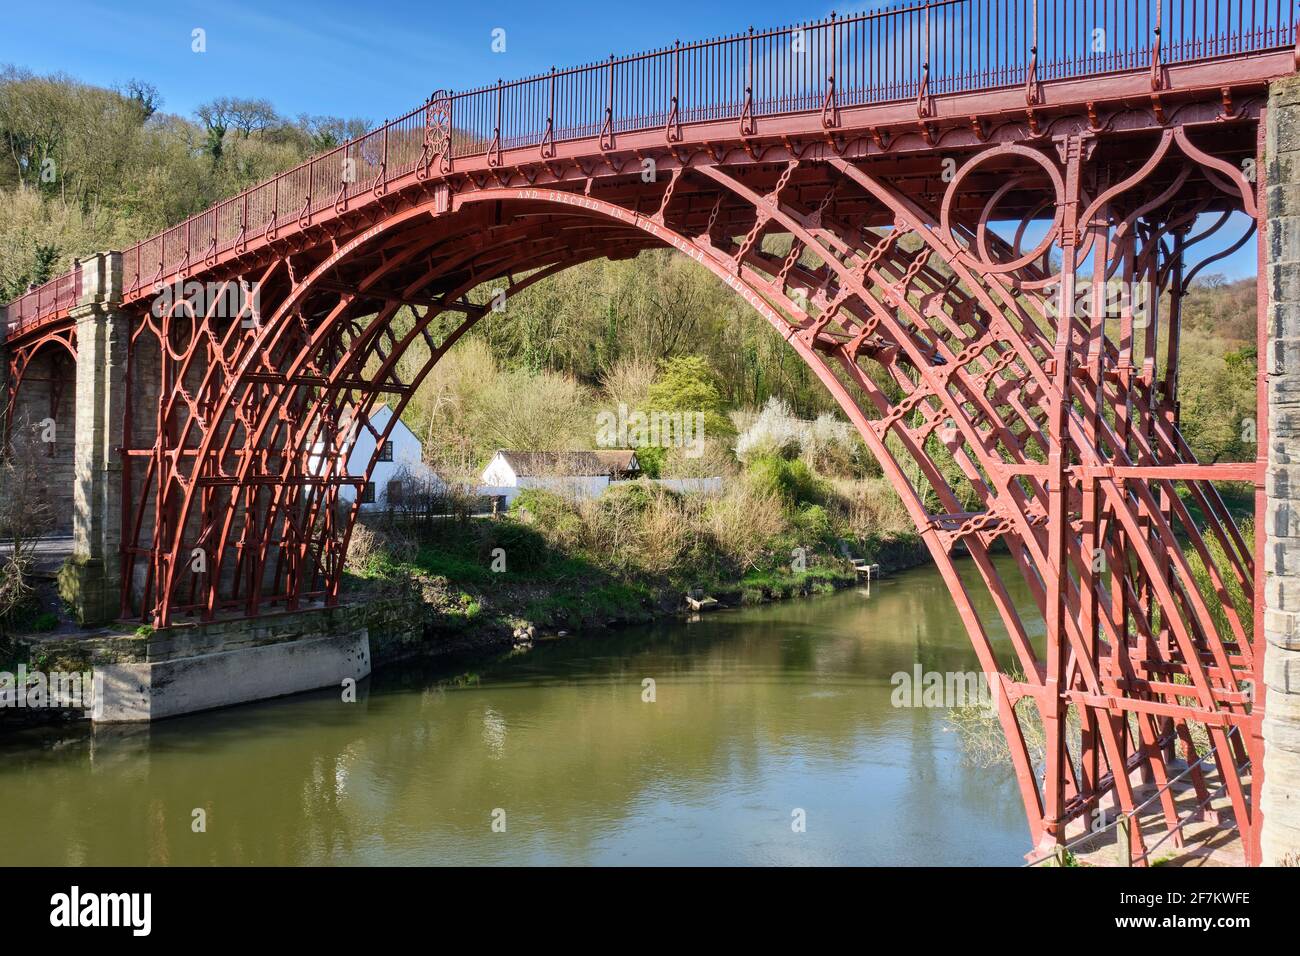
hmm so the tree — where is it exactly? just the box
[0,421,55,629]
[120,79,162,121]
[646,355,733,439]
[297,114,372,152]
[194,98,232,162]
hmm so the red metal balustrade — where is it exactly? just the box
[3,0,1296,334]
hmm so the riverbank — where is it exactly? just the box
[345,498,929,667]
[0,477,931,723]
[0,526,928,729]
[0,571,1033,865]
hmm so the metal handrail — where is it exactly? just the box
[4,0,1295,331]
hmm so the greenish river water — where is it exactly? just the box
[0,559,1038,865]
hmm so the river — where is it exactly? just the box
[0,558,1038,865]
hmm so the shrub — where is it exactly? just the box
[734,397,805,460]
[646,355,734,439]
[735,397,860,474]
[344,522,414,574]
[576,487,652,572]
[634,492,693,575]
[795,503,833,545]
[476,519,550,572]
[705,485,788,572]
[746,454,826,508]
[511,489,584,550]
[595,480,659,516]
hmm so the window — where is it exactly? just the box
[386,480,404,505]
[360,482,375,504]
[378,440,394,462]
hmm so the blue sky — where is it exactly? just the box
[0,0,1257,279]
[0,0,854,122]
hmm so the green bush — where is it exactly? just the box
[631,445,664,478]
[596,480,682,520]
[509,488,572,520]
[746,454,826,508]
[476,519,551,573]
[509,489,585,548]
[795,503,833,544]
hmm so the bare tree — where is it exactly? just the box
[119,79,162,121]
[0,417,55,626]
[297,114,372,152]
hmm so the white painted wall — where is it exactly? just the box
[480,452,518,487]
[307,404,439,512]
[480,453,608,502]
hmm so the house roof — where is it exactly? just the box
[491,449,639,477]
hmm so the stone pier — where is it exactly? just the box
[93,603,376,722]
[57,252,128,626]
[1262,74,1300,866]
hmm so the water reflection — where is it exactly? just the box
[0,558,1036,866]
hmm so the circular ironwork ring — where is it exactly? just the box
[940,143,1065,275]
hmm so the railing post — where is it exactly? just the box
[666,39,681,142]
[925,1,932,92]
[536,70,556,158]
[446,92,455,170]
[822,12,839,128]
[1026,0,1040,105]
[489,80,503,166]
[1151,0,1164,90]
[495,79,503,148]
[741,26,756,135]
[831,10,839,97]
[1116,813,1132,866]
[306,156,315,219]
[916,3,928,107]
[545,66,556,155]
[600,54,617,150]
[747,25,755,105]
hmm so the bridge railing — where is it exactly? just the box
[4,269,81,337]
[5,0,1296,331]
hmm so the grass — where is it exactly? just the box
[735,564,854,601]
[1176,481,1255,527]
[346,465,923,644]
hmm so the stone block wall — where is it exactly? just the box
[1263,74,1300,865]
[4,348,76,532]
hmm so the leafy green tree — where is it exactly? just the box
[646,355,734,439]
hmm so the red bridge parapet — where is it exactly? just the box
[3,0,1298,337]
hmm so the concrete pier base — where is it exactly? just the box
[94,630,371,722]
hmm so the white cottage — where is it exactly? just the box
[309,404,440,512]
[480,449,639,503]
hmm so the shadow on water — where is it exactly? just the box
[0,557,1036,865]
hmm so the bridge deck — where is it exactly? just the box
[3,1,1296,339]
